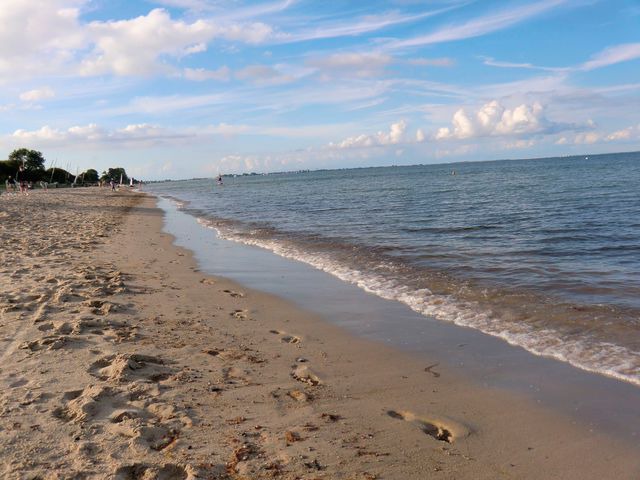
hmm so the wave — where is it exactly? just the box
[187,209,640,388]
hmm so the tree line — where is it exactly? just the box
[0,148,130,186]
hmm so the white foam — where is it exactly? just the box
[194,215,640,387]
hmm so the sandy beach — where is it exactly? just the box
[1,188,638,480]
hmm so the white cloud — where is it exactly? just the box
[235,64,312,85]
[502,139,535,149]
[573,132,600,144]
[4,120,344,150]
[580,43,640,71]
[67,123,106,140]
[435,144,475,159]
[8,122,190,147]
[408,57,455,67]
[19,87,55,102]
[416,128,425,142]
[309,53,392,78]
[0,0,85,79]
[115,93,230,115]
[606,127,633,141]
[216,153,290,173]
[435,100,562,140]
[201,123,250,136]
[279,7,454,44]
[480,56,568,72]
[330,120,407,149]
[163,0,295,19]
[1,3,280,80]
[12,125,66,142]
[80,9,216,76]
[481,42,640,74]
[386,0,568,50]
[219,22,276,44]
[606,124,640,142]
[183,66,231,81]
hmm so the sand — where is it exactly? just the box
[0,188,638,479]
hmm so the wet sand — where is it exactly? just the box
[0,188,638,479]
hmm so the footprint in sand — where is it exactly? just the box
[53,385,122,423]
[269,330,301,344]
[72,316,139,343]
[114,422,180,453]
[223,289,245,298]
[114,462,188,480]
[386,410,469,444]
[223,366,251,385]
[84,299,118,316]
[287,389,311,403]
[291,365,322,386]
[230,309,249,320]
[89,353,172,383]
[54,385,190,453]
[20,335,70,352]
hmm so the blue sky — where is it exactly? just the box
[0,0,639,179]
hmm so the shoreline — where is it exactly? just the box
[158,195,640,442]
[1,188,638,479]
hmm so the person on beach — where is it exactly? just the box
[110,179,116,191]
[6,176,17,194]
[16,166,28,195]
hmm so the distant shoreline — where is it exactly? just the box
[147,149,640,182]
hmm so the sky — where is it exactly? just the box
[0,0,639,179]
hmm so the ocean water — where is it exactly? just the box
[147,152,640,386]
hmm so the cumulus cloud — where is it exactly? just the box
[1,2,279,79]
[573,132,600,144]
[19,87,55,102]
[434,100,572,140]
[12,125,66,142]
[330,121,408,149]
[4,121,266,149]
[606,124,640,141]
[80,9,216,76]
[8,122,190,147]
[0,0,85,78]
[215,152,299,173]
[553,125,640,146]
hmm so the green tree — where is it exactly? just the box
[102,167,129,184]
[0,159,21,183]
[8,148,46,171]
[82,169,99,183]
[45,167,75,184]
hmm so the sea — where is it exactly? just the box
[147,151,640,387]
